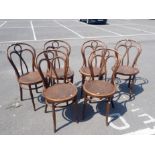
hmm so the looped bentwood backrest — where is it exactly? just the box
[81,40,107,67]
[114,39,142,67]
[36,48,69,70]
[7,43,36,79]
[38,51,69,89]
[44,40,71,57]
[88,48,106,80]
[88,48,121,84]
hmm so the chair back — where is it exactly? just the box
[7,43,36,79]
[44,40,71,56]
[38,51,69,89]
[81,40,107,67]
[114,39,142,67]
[36,49,68,70]
[88,48,121,85]
[88,48,106,80]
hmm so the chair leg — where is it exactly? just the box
[53,79,56,84]
[99,75,103,80]
[71,76,74,83]
[45,104,48,113]
[73,96,78,123]
[82,93,87,120]
[66,101,69,106]
[105,97,111,126]
[111,97,115,109]
[80,87,83,98]
[29,85,36,111]
[48,78,52,86]
[52,104,56,133]
[129,75,136,99]
[19,85,23,101]
[128,76,132,88]
[104,72,107,81]
[80,75,85,98]
[35,84,39,93]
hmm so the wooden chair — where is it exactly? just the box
[44,40,74,83]
[82,48,121,126]
[7,43,43,111]
[114,39,142,99]
[36,49,73,84]
[38,54,78,132]
[36,49,71,112]
[79,40,107,96]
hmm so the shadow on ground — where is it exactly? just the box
[26,76,149,131]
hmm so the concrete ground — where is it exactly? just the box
[0,19,155,134]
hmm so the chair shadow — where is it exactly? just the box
[97,99,127,117]
[78,101,96,122]
[36,76,149,130]
[117,76,148,98]
[75,76,149,124]
[56,105,76,132]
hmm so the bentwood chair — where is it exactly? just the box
[82,48,121,126]
[44,40,74,83]
[38,54,78,132]
[36,49,71,112]
[7,43,43,111]
[114,39,142,99]
[36,48,73,84]
[79,40,107,96]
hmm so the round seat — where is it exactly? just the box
[83,80,116,98]
[18,71,42,85]
[80,66,105,77]
[116,65,139,76]
[43,82,77,103]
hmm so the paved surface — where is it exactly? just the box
[0,19,155,134]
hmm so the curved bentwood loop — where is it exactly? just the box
[115,39,142,67]
[44,40,71,56]
[114,39,142,99]
[83,48,121,126]
[7,42,43,111]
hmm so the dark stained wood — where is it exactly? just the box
[83,80,115,98]
[18,71,42,85]
[82,48,121,126]
[38,55,78,132]
[44,40,71,56]
[43,83,77,103]
[114,39,142,99]
[7,43,43,111]
[80,67,106,77]
[79,40,107,97]
[116,65,139,76]
[43,40,74,83]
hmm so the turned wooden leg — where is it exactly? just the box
[35,84,39,93]
[129,75,136,99]
[128,76,132,88]
[19,85,23,101]
[29,85,36,111]
[82,93,87,120]
[71,76,74,83]
[105,97,111,126]
[73,96,78,123]
[81,75,85,98]
[52,104,56,133]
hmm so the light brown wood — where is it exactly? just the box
[114,39,142,99]
[82,48,121,126]
[38,55,78,132]
[7,43,43,111]
[79,40,107,97]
